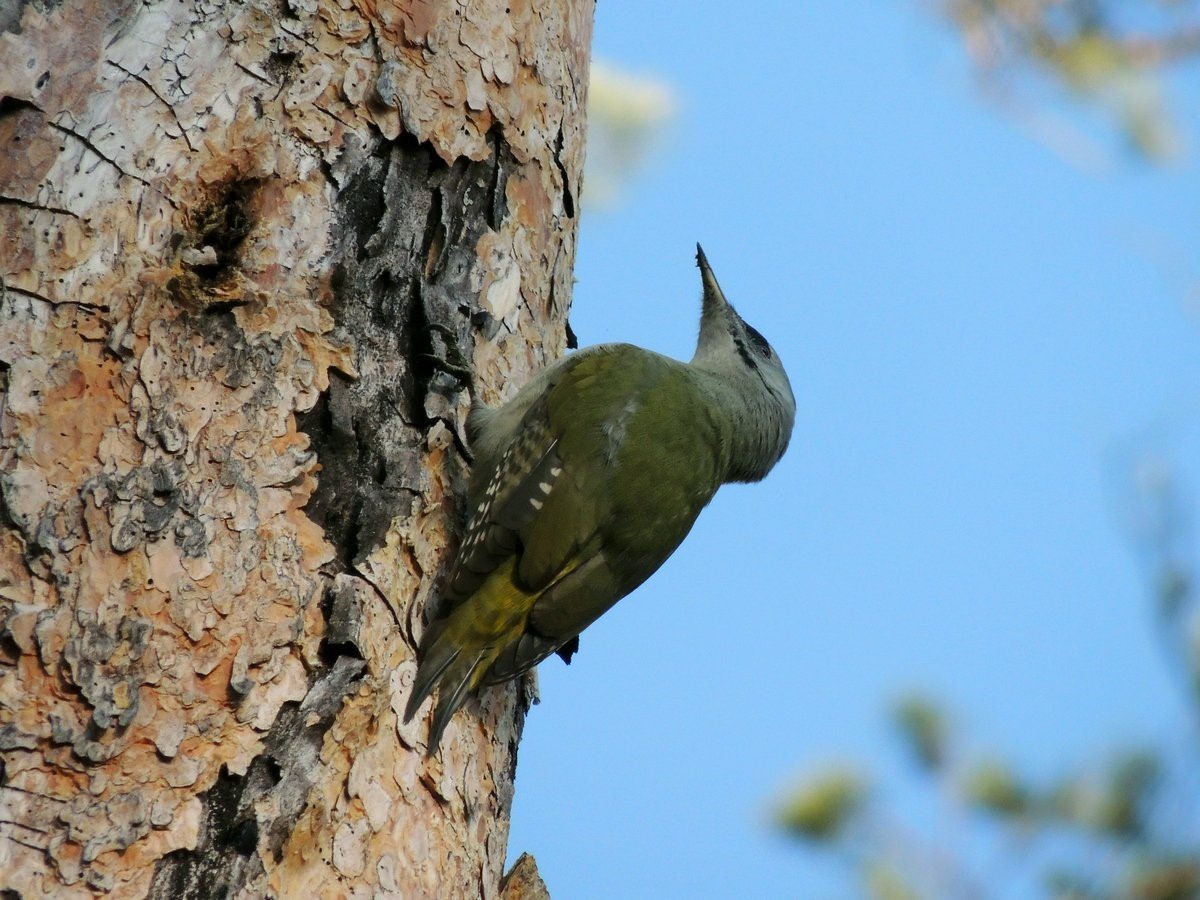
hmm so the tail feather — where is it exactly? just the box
[403,619,457,724]
[406,556,540,753]
[406,616,493,755]
[426,650,487,753]
[484,631,560,685]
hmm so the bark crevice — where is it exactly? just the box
[297,131,516,571]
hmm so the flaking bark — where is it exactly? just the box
[0,1,591,896]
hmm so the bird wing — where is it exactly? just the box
[445,350,620,606]
[445,348,670,683]
[440,390,567,609]
[483,350,653,681]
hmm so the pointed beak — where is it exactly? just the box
[695,243,731,317]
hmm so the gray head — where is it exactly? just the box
[691,244,796,481]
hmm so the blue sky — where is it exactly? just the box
[506,2,1200,896]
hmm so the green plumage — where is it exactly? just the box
[404,246,795,752]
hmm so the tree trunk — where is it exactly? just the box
[0,1,590,896]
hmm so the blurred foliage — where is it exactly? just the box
[770,8,1200,893]
[936,0,1200,160]
[775,767,868,841]
[964,758,1033,819]
[582,62,674,212]
[774,464,1200,897]
[895,694,950,772]
[868,865,924,900]
[775,696,1198,897]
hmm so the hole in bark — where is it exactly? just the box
[317,584,365,666]
[190,179,259,283]
[0,631,20,662]
[266,51,297,81]
[0,96,37,120]
[318,635,364,666]
[262,754,283,786]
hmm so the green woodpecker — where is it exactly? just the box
[404,245,795,751]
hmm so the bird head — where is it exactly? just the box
[692,244,796,423]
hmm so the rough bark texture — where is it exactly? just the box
[0,1,590,896]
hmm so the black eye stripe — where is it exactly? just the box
[733,337,759,370]
[744,323,772,358]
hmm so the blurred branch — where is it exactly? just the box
[1122,452,1200,720]
[1122,28,1200,67]
[933,0,1200,160]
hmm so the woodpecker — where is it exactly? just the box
[404,245,795,751]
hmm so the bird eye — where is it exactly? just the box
[744,323,772,358]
